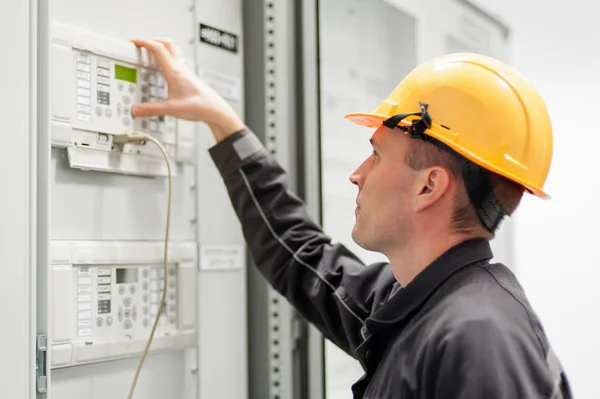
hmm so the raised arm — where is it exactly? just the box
[131,38,397,356]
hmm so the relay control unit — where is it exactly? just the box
[49,241,197,368]
[50,22,196,177]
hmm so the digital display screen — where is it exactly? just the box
[115,64,137,83]
[116,268,138,284]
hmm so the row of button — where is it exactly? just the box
[138,70,173,136]
[141,71,165,87]
[142,268,166,279]
[97,268,112,315]
[118,284,136,295]
[143,291,176,303]
[118,305,137,321]
[77,267,93,336]
[76,54,92,122]
[142,279,176,291]
[96,58,111,107]
[96,316,113,327]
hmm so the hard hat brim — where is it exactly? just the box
[345,112,391,129]
[344,111,550,200]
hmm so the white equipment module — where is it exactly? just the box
[49,240,198,368]
[49,22,198,371]
[50,22,194,177]
[35,0,249,398]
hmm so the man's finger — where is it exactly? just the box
[152,38,180,57]
[131,101,171,118]
[130,39,177,72]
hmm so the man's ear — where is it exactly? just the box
[415,167,451,211]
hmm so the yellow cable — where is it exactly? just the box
[114,133,172,399]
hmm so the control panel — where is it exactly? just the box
[75,264,178,339]
[49,241,197,368]
[50,21,196,177]
[72,51,175,143]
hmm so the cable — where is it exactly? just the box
[114,133,172,399]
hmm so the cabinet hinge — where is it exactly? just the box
[36,334,48,393]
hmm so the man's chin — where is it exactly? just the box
[351,228,370,251]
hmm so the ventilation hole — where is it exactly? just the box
[269,69,275,75]
[274,381,280,387]
[268,16,274,21]
[268,42,275,48]
[272,297,279,303]
[273,325,279,332]
[273,339,279,345]
[274,367,280,373]
[269,82,275,88]
[273,353,280,359]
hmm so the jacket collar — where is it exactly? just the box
[365,237,493,333]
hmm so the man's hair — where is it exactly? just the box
[404,138,524,238]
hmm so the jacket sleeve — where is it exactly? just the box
[208,127,396,357]
[427,317,569,399]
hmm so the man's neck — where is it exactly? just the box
[387,232,480,287]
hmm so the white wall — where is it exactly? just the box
[473,1,600,397]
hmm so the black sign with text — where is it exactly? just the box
[199,23,239,54]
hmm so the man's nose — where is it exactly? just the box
[349,167,363,189]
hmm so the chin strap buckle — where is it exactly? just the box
[382,102,432,140]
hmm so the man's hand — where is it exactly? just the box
[130,38,245,141]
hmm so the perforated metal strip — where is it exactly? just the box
[265,2,283,398]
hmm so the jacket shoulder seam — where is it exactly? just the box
[475,265,547,356]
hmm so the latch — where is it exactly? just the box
[36,334,48,393]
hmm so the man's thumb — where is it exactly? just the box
[131,101,170,118]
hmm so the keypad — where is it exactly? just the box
[74,51,179,148]
[83,265,178,336]
[142,265,178,328]
[137,69,173,137]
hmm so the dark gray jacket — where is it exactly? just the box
[209,127,573,399]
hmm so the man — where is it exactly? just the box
[131,38,572,398]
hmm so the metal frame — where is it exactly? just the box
[243,1,296,398]
[242,2,286,398]
[243,1,325,398]
[293,1,326,398]
[36,0,51,396]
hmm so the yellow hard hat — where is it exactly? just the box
[345,52,553,201]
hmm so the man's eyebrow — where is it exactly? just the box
[369,138,380,148]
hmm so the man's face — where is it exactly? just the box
[350,126,420,253]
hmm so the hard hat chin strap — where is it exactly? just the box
[383,102,506,234]
[461,159,506,233]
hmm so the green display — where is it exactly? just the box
[114,64,137,83]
